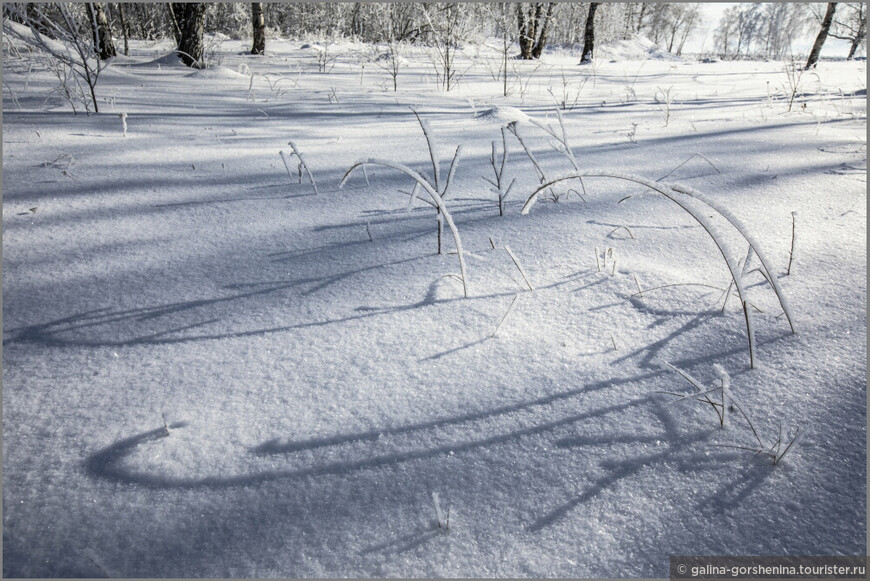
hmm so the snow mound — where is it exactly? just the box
[147,52,187,68]
[597,35,680,62]
[474,105,532,125]
[3,19,69,55]
[186,66,249,80]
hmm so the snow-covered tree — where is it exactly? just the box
[251,2,265,54]
[172,3,208,68]
[85,3,116,60]
[714,3,813,59]
[827,2,866,59]
[580,3,599,63]
[806,3,838,68]
[516,2,555,59]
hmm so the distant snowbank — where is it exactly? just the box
[597,35,681,62]
[3,19,70,55]
[186,66,249,80]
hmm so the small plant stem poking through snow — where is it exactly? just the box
[161,413,171,436]
[504,245,534,291]
[594,247,601,272]
[492,294,519,338]
[665,362,800,465]
[713,364,730,428]
[365,221,373,242]
[279,150,295,182]
[118,112,127,137]
[432,492,449,532]
[610,335,618,350]
[287,141,318,194]
[787,211,797,275]
[742,300,756,369]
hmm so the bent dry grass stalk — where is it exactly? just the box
[340,157,469,298]
[504,245,534,291]
[279,143,318,194]
[787,211,797,275]
[492,294,519,338]
[410,109,463,254]
[521,171,796,368]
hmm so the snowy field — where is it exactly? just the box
[2,33,867,577]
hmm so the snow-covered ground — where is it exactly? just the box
[2,34,866,577]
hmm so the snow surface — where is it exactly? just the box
[2,33,866,578]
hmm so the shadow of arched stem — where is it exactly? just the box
[86,386,663,490]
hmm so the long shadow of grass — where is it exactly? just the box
[85,378,663,490]
[527,397,774,531]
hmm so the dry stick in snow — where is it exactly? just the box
[504,245,534,291]
[608,225,634,239]
[631,282,725,299]
[492,294,519,338]
[665,362,799,465]
[278,150,296,182]
[787,211,797,275]
[658,152,721,181]
[662,361,722,423]
[621,153,722,204]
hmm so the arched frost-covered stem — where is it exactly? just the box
[282,141,318,194]
[669,183,795,335]
[521,171,796,368]
[340,158,469,298]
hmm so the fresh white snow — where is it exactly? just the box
[2,32,866,578]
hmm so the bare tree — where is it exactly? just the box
[663,3,702,55]
[806,2,838,68]
[111,3,130,56]
[173,3,207,68]
[715,3,812,59]
[489,2,516,97]
[7,2,105,113]
[517,2,555,59]
[827,2,866,59]
[85,3,115,60]
[251,2,265,55]
[422,3,476,91]
[580,3,599,64]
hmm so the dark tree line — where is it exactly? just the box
[8,2,862,71]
